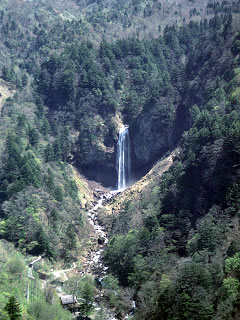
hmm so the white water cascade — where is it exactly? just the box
[117,126,131,190]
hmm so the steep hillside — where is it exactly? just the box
[1,0,230,43]
[43,0,233,40]
[0,0,238,187]
[0,240,72,319]
[103,148,180,217]
[102,24,240,320]
[0,82,95,263]
[0,0,240,319]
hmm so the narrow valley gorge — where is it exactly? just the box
[1,0,240,319]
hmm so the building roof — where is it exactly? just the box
[60,295,77,305]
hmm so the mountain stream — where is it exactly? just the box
[27,126,135,319]
[84,189,135,320]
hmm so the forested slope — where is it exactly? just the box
[0,0,240,319]
[102,12,240,320]
[0,240,72,319]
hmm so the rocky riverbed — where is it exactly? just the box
[28,188,135,320]
[82,189,135,320]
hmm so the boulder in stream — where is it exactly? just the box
[95,277,102,288]
[116,311,125,319]
[98,237,105,245]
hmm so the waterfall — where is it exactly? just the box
[117,126,131,190]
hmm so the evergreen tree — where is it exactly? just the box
[4,296,21,320]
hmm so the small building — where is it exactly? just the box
[60,295,81,313]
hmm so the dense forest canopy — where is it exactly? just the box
[0,0,240,319]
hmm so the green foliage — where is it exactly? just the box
[78,276,95,316]
[103,16,240,313]
[223,277,240,299]
[231,33,240,56]
[0,2,240,320]
[187,214,220,255]
[104,231,138,285]
[128,255,151,288]
[175,290,214,320]
[27,298,72,320]
[102,275,125,312]
[176,262,212,293]
[0,133,41,200]
[0,309,10,320]
[4,296,21,320]
[54,186,64,202]
[226,179,240,215]
[227,240,240,257]
[225,253,240,275]
[6,256,26,279]
[0,242,35,318]
[64,275,95,316]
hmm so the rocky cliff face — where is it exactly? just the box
[131,95,186,178]
[76,149,117,188]
[75,94,189,187]
[75,135,118,187]
[74,115,122,187]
